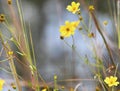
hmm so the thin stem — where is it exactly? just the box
[37,72,49,89]
[72,36,76,78]
[88,13,92,32]
[63,40,84,61]
[0,33,22,91]
[9,58,22,91]
[16,0,32,64]
[117,0,120,48]
[90,12,115,67]
[0,57,13,63]
[28,23,37,68]
[81,21,89,32]
[114,64,118,76]
[98,78,106,91]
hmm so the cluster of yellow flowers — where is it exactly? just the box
[59,1,95,39]
[59,2,80,39]
[59,1,120,89]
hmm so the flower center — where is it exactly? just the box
[73,7,76,11]
[110,80,113,84]
[66,28,70,31]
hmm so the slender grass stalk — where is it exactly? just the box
[28,23,37,69]
[107,0,113,19]
[3,22,22,50]
[63,40,84,61]
[74,83,82,91]
[28,24,40,91]
[114,64,118,76]
[0,33,22,91]
[98,78,106,91]
[112,0,117,32]
[71,36,76,78]
[81,21,89,32]
[0,57,13,63]
[37,72,49,89]
[16,0,40,90]
[16,0,32,65]
[1,67,25,82]
[117,0,120,49]
[90,12,115,67]
[0,67,12,74]
[9,58,22,91]
[88,12,92,32]
[4,19,18,41]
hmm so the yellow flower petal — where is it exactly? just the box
[71,2,76,6]
[114,82,119,86]
[0,79,5,90]
[76,3,80,6]
[66,5,72,11]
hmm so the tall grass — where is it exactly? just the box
[0,0,120,91]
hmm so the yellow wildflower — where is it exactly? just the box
[59,21,79,38]
[8,51,13,55]
[8,0,12,5]
[0,79,5,91]
[0,14,5,22]
[89,5,95,11]
[59,21,75,38]
[66,1,80,14]
[104,76,119,87]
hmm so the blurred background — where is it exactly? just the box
[0,0,119,91]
